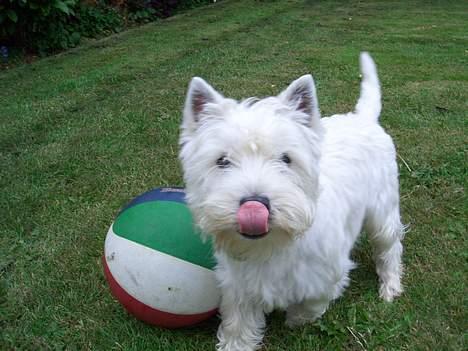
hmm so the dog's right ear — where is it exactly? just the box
[182,77,224,133]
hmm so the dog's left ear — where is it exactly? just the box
[278,74,321,127]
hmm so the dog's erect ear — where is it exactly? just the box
[183,77,224,129]
[278,74,321,126]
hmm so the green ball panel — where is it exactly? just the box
[113,201,215,270]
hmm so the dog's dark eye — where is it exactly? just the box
[216,155,231,168]
[281,153,291,165]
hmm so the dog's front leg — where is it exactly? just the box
[216,289,265,351]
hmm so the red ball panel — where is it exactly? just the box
[102,255,218,328]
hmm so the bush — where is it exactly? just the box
[76,3,123,38]
[1,1,79,54]
[0,1,124,54]
[120,0,214,23]
[0,0,214,55]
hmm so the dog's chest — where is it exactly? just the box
[217,242,340,310]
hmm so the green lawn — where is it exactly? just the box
[1,0,466,349]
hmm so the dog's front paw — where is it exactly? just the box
[285,300,328,328]
[285,311,319,329]
[216,325,262,351]
[216,340,260,351]
[285,315,306,329]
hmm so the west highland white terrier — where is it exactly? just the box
[179,53,404,351]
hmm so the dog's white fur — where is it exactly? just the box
[179,53,404,351]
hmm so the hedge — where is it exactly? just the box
[0,0,214,55]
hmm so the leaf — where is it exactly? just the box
[54,1,70,15]
[70,31,80,44]
[6,9,17,23]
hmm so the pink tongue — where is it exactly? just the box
[237,201,269,236]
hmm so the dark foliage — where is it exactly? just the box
[0,0,214,55]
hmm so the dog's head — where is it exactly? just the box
[179,76,324,258]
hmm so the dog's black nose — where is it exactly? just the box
[239,195,270,211]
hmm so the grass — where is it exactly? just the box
[0,0,466,349]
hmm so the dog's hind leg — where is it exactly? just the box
[366,200,405,302]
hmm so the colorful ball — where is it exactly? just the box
[103,187,220,328]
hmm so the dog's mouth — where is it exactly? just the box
[237,198,270,239]
[239,231,270,240]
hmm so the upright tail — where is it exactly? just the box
[355,52,381,121]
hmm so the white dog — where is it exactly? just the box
[179,53,404,351]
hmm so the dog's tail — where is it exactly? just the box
[355,52,381,121]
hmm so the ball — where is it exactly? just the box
[103,187,220,328]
